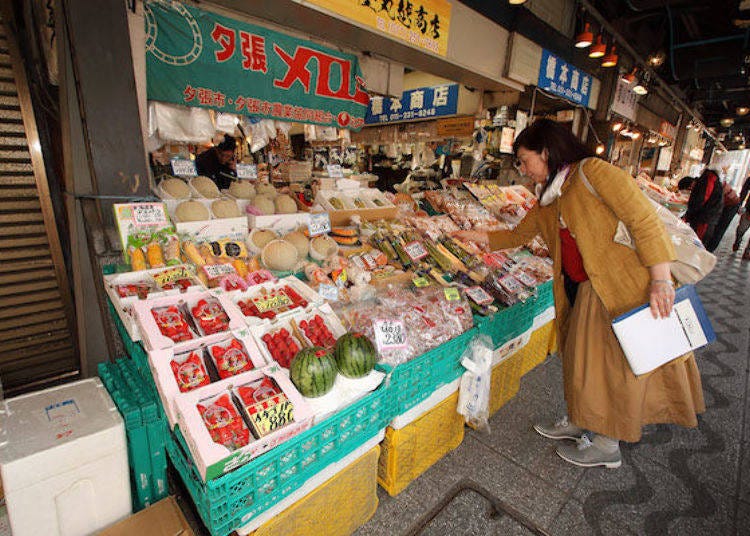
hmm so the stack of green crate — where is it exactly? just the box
[99,358,168,511]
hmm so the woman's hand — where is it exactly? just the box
[451,230,489,246]
[648,262,675,319]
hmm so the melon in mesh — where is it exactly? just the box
[175,200,210,222]
[251,195,275,215]
[160,177,191,199]
[274,195,298,214]
[191,176,221,198]
[228,181,255,199]
[261,240,299,271]
[211,199,242,219]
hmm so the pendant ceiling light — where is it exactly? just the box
[720,118,735,127]
[601,45,618,67]
[633,79,648,95]
[737,106,749,116]
[589,35,606,58]
[621,67,637,84]
[575,23,593,48]
[508,0,527,4]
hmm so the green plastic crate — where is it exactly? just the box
[165,376,393,536]
[385,327,478,417]
[535,280,554,314]
[476,297,537,349]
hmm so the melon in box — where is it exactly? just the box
[175,364,313,481]
[104,265,205,342]
[148,328,267,426]
[132,291,245,352]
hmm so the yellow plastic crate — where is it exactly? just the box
[378,391,464,496]
[250,445,380,536]
[518,321,555,377]
[488,350,524,416]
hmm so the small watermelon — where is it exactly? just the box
[289,347,337,398]
[334,332,377,378]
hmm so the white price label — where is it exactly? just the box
[171,158,197,177]
[318,284,339,302]
[515,272,537,287]
[308,212,331,237]
[132,203,169,226]
[202,263,237,280]
[326,164,344,178]
[235,163,257,179]
[374,319,407,350]
[498,275,523,294]
[404,241,429,261]
[466,286,494,305]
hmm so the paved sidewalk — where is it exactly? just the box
[356,232,750,536]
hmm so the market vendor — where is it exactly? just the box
[196,134,237,190]
[454,118,704,470]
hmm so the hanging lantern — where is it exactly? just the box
[601,45,618,68]
[575,23,594,48]
[589,35,606,58]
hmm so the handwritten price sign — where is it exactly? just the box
[248,397,294,437]
[308,212,331,237]
[202,263,237,280]
[170,158,197,177]
[326,164,344,178]
[235,163,257,179]
[318,284,339,302]
[373,319,407,351]
[404,241,429,261]
[132,203,169,227]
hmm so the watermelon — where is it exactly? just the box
[334,332,377,378]
[289,347,337,397]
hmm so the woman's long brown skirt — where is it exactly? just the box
[563,281,706,442]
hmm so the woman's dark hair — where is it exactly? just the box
[677,176,696,190]
[513,118,594,192]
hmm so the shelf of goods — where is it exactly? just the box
[100,182,560,534]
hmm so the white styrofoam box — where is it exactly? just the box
[247,212,310,235]
[132,291,246,352]
[175,364,313,481]
[303,368,385,425]
[315,189,357,211]
[250,303,346,367]
[174,215,249,242]
[148,328,267,427]
[235,428,385,535]
[103,265,205,342]
[212,275,323,328]
[358,188,393,208]
[0,378,131,536]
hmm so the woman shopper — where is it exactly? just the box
[684,168,724,247]
[454,119,705,469]
[705,178,741,252]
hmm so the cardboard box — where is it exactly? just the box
[98,497,194,536]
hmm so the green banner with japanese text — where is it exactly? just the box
[145,1,369,129]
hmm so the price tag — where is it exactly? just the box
[515,271,537,287]
[248,396,294,437]
[482,252,509,270]
[404,241,429,261]
[465,286,494,305]
[254,292,293,313]
[373,319,407,350]
[308,212,331,237]
[202,263,237,280]
[235,163,257,179]
[444,287,461,301]
[498,275,523,294]
[170,158,197,177]
[318,284,339,302]
[152,266,191,288]
[132,203,169,227]
[412,276,431,288]
[326,164,344,178]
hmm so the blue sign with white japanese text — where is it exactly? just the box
[364,83,459,124]
[537,50,592,108]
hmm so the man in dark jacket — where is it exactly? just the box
[732,176,750,259]
[684,169,723,247]
[196,135,237,190]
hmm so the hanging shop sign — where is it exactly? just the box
[364,84,458,124]
[611,79,638,122]
[144,1,368,129]
[303,0,451,57]
[537,49,592,107]
[436,116,475,137]
[659,120,677,140]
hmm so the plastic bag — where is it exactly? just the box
[457,335,493,432]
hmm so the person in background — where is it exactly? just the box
[195,134,237,190]
[677,176,696,192]
[684,169,723,247]
[454,119,704,469]
[732,176,750,260]
[705,178,742,252]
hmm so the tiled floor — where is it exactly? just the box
[356,228,750,536]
